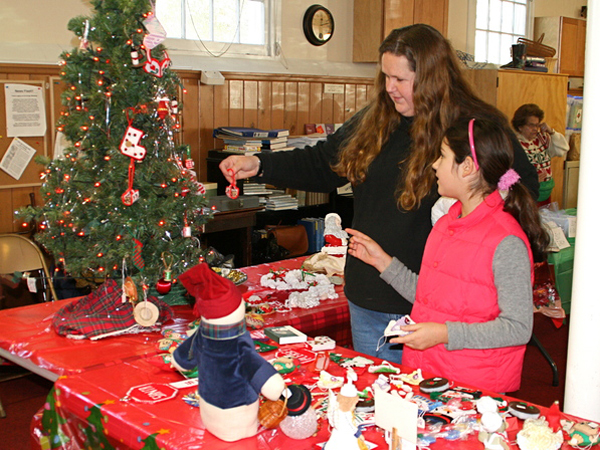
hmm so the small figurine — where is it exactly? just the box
[172,263,286,442]
[324,378,367,450]
[322,213,349,257]
[477,396,510,450]
[562,420,600,448]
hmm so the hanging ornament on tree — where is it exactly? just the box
[171,97,178,115]
[184,145,195,169]
[121,159,140,206]
[156,252,174,295]
[119,125,147,160]
[182,213,192,238]
[143,9,167,50]
[143,48,171,78]
[134,282,159,327]
[79,19,91,51]
[132,238,145,270]
[130,41,144,68]
[156,96,170,120]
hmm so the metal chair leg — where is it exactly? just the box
[530,333,559,386]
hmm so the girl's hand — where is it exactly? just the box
[219,155,260,183]
[346,228,392,273]
[389,322,448,350]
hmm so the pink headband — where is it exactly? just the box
[468,118,479,170]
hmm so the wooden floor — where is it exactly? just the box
[0,313,569,448]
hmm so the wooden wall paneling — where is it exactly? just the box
[356,84,369,112]
[296,82,310,136]
[257,81,272,131]
[193,80,211,179]
[228,80,244,126]
[212,83,229,154]
[333,92,345,124]
[322,92,334,124]
[384,0,414,37]
[0,190,12,233]
[344,84,357,122]
[283,81,298,134]
[309,83,324,125]
[243,80,258,128]
[270,81,285,129]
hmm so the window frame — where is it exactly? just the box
[468,0,535,64]
[156,0,280,59]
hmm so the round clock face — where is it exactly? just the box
[303,5,335,46]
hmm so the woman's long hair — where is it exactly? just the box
[333,24,510,210]
[445,118,549,261]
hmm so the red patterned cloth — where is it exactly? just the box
[53,279,172,340]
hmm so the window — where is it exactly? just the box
[474,0,532,64]
[155,0,275,57]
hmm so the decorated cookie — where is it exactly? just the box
[419,377,450,394]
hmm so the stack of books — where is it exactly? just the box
[524,56,548,72]
[213,127,291,153]
[304,123,343,135]
[264,193,299,211]
[242,182,273,196]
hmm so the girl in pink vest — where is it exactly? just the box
[346,118,549,393]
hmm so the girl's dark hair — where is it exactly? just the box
[445,117,549,261]
[511,103,545,131]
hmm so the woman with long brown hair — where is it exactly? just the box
[220,24,538,363]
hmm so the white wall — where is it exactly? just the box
[0,0,587,76]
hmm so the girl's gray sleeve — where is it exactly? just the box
[380,257,418,303]
[446,235,533,351]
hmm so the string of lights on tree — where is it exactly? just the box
[19,0,211,293]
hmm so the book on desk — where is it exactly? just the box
[264,325,307,344]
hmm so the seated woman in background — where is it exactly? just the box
[511,103,569,205]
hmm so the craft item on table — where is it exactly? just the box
[313,352,330,372]
[383,314,416,337]
[398,368,424,385]
[121,382,178,404]
[517,417,564,450]
[279,384,319,439]
[372,374,391,393]
[264,325,307,344]
[171,263,286,442]
[183,391,201,408]
[275,346,316,365]
[258,395,288,429]
[329,352,374,369]
[419,377,450,394]
[356,395,375,413]
[368,361,401,374]
[411,394,443,413]
[271,356,297,374]
[477,398,510,450]
[508,401,541,420]
[431,386,483,403]
[211,267,247,285]
[260,269,338,309]
[546,400,563,432]
[562,420,600,448]
[133,283,160,327]
[52,279,172,340]
[317,371,345,390]
[307,335,336,351]
[254,340,278,353]
[325,377,368,450]
[422,412,454,426]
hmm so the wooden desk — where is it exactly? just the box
[201,206,264,267]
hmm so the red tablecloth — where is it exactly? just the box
[29,345,583,450]
[0,256,350,380]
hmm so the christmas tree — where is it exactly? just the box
[19,0,210,290]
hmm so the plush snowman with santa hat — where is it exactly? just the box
[172,263,286,442]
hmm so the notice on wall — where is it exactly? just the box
[0,137,36,180]
[4,83,47,137]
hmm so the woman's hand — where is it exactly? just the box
[389,322,448,350]
[540,122,554,135]
[219,155,261,183]
[346,228,392,273]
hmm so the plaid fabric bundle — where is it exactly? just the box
[53,279,173,340]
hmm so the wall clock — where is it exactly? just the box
[303,4,335,46]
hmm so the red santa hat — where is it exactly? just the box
[178,263,241,319]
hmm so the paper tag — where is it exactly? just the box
[143,15,167,49]
[169,378,199,389]
[27,276,37,293]
[551,226,570,250]
[568,216,577,238]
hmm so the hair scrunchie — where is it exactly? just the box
[498,168,520,190]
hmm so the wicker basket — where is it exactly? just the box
[517,34,556,58]
[258,396,288,429]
